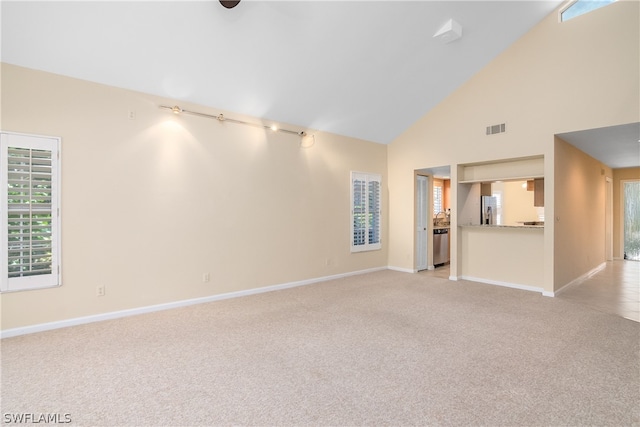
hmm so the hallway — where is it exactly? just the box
[557,260,639,322]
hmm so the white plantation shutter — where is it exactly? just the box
[1,132,60,292]
[433,185,443,215]
[351,172,381,252]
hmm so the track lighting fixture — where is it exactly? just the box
[160,105,309,138]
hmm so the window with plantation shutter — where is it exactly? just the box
[1,132,60,292]
[433,185,443,216]
[351,172,381,252]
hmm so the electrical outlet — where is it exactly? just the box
[128,110,136,120]
[202,273,210,283]
[96,285,105,297]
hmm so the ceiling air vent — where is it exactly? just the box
[486,123,506,135]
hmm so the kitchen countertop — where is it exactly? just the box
[459,224,544,229]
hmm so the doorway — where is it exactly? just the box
[415,165,451,274]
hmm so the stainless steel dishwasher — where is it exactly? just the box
[433,228,449,266]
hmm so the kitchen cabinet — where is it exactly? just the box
[534,178,544,207]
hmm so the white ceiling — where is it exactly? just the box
[557,123,640,169]
[3,1,636,168]
[2,0,564,145]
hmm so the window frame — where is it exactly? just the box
[1,131,61,293]
[350,171,382,253]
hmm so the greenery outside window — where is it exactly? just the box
[351,172,381,252]
[1,132,61,292]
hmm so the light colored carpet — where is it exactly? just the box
[1,270,638,426]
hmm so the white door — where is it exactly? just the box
[417,175,428,271]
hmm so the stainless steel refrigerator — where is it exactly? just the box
[481,196,497,225]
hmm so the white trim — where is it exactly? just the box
[388,265,416,274]
[448,275,458,281]
[1,131,61,293]
[459,275,544,294]
[1,267,387,339]
[558,0,577,22]
[550,262,606,297]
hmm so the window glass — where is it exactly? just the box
[624,181,640,260]
[561,0,616,22]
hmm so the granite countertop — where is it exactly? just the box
[459,224,544,229]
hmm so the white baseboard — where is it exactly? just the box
[1,266,387,339]
[388,266,417,274]
[459,275,544,294]
[550,262,606,297]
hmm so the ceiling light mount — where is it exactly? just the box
[219,0,240,9]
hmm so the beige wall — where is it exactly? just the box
[554,137,612,289]
[0,64,388,331]
[613,167,640,259]
[387,1,639,292]
[460,227,544,288]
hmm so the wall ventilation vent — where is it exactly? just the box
[486,123,506,135]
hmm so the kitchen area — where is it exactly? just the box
[417,156,546,290]
[456,156,546,291]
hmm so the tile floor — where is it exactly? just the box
[419,263,451,280]
[557,260,639,322]
[421,260,639,322]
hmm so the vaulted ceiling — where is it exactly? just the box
[1,1,563,143]
[2,1,636,167]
